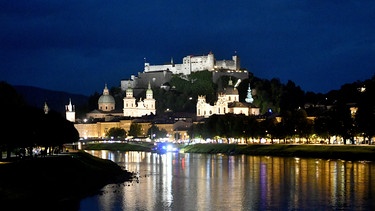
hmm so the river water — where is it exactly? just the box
[79,150,375,211]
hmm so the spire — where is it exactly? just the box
[65,98,76,122]
[66,98,74,112]
[146,81,153,99]
[245,83,254,103]
[103,83,109,95]
[44,101,49,114]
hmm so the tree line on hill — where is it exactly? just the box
[0,82,79,160]
[184,73,374,144]
[88,71,374,144]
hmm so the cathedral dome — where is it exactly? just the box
[98,94,115,104]
[98,84,115,104]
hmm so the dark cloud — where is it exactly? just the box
[1,0,374,95]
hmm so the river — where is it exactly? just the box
[79,150,375,211]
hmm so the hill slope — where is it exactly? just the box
[14,85,89,114]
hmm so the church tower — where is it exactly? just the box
[196,95,207,117]
[224,77,239,102]
[216,93,228,115]
[65,98,76,122]
[123,81,137,116]
[143,81,156,114]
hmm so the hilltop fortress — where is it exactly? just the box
[120,51,247,92]
[144,51,240,75]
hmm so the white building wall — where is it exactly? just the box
[123,86,156,117]
[66,112,75,122]
[123,107,135,117]
[143,98,156,112]
[65,99,75,122]
[215,95,228,115]
[144,63,188,75]
[144,52,238,75]
[231,107,249,115]
[197,95,229,118]
[145,63,173,72]
[196,88,259,118]
[249,108,260,116]
[225,94,238,102]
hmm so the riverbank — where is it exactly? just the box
[3,143,374,210]
[82,142,375,161]
[0,151,133,210]
[181,143,375,161]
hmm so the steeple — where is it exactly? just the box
[66,98,74,112]
[44,101,49,114]
[146,81,153,99]
[126,81,133,98]
[65,98,76,122]
[103,83,109,95]
[245,83,254,103]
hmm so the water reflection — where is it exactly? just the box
[80,151,375,211]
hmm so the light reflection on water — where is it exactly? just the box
[80,151,375,211]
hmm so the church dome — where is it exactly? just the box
[225,86,238,95]
[225,78,238,95]
[98,84,115,104]
[98,94,115,104]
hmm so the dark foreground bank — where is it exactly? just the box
[0,151,133,210]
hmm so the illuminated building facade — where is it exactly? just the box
[123,82,156,117]
[65,98,75,122]
[144,51,240,75]
[197,78,260,118]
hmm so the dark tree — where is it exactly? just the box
[128,123,142,137]
[106,127,126,139]
[280,80,305,113]
[260,116,279,144]
[355,77,375,144]
[147,124,167,140]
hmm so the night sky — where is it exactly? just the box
[1,1,374,96]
